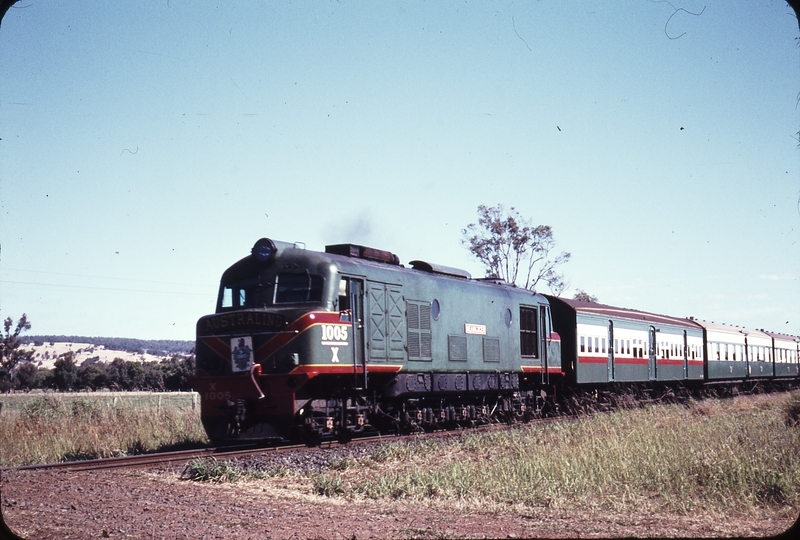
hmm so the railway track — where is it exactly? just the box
[8,384,790,475]
[2,443,297,473]
[3,416,567,474]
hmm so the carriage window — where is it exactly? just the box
[580,336,585,353]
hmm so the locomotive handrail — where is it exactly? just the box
[250,363,266,399]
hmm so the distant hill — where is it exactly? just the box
[20,336,194,356]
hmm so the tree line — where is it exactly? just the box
[7,352,196,393]
[1,315,195,393]
[20,335,194,356]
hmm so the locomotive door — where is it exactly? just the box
[366,281,405,363]
[339,277,366,389]
[648,326,657,380]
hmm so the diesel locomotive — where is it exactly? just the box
[189,237,800,443]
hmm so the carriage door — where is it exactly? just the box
[682,330,688,379]
[649,326,657,380]
[607,320,615,381]
[540,306,549,384]
[339,278,366,389]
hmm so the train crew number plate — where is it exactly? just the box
[464,323,487,335]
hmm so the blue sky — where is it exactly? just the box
[1,1,798,340]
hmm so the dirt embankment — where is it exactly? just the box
[2,466,797,539]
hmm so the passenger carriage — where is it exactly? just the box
[692,320,774,380]
[763,330,800,378]
[545,297,704,385]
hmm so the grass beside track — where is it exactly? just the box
[0,392,207,466]
[185,391,800,515]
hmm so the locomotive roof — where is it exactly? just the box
[546,296,701,329]
[225,238,548,302]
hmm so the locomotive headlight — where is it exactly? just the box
[251,238,277,263]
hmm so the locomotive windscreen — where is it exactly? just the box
[219,272,324,310]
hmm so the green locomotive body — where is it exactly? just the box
[191,238,563,442]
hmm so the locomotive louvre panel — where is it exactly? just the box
[483,337,501,362]
[448,335,468,362]
[407,300,432,362]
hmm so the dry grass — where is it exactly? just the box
[188,391,800,515]
[0,393,208,466]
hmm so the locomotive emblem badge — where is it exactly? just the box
[230,336,254,372]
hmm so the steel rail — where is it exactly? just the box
[1,417,569,473]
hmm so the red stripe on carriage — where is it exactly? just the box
[657,359,687,366]
[578,356,613,364]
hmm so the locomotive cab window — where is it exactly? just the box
[274,273,324,304]
[519,306,538,358]
[220,277,271,310]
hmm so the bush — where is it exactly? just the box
[784,391,800,427]
[181,457,243,483]
[21,395,67,419]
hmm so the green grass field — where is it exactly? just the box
[0,392,207,467]
[0,391,197,413]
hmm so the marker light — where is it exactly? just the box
[251,238,277,263]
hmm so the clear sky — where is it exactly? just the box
[1,1,798,341]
